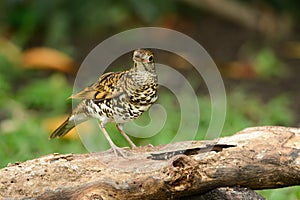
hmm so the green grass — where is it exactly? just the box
[258,186,300,200]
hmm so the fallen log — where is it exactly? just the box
[0,126,299,199]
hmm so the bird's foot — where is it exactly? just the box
[111,146,128,158]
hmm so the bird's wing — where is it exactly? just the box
[69,71,125,100]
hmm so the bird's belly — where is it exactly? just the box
[84,89,155,125]
[82,99,112,123]
[85,98,146,123]
[112,104,150,123]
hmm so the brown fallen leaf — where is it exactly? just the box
[22,47,76,73]
[218,61,257,79]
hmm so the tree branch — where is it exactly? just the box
[0,126,299,199]
[180,0,292,38]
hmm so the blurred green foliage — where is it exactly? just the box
[0,0,175,51]
[253,48,287,78]
[259,186,300,200]
[16,74,72,113]
[0,62,85,167]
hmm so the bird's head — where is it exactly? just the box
[132,49,155,72]
[133,49,154,64]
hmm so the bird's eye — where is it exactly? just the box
[148,56,153,62]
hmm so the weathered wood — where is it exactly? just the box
[0,126,299,199]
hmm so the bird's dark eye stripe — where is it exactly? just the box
[148,56,153,62]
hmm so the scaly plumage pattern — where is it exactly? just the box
[50,49,158,157]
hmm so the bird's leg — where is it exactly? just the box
[116,124,137,148]
[98,122,127,158]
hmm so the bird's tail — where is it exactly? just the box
[49,117,75,139]
[50,101,90,139]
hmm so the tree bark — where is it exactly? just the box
[0,126,299,199]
